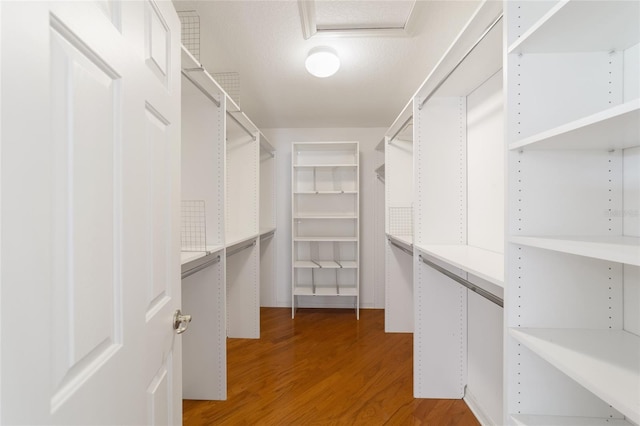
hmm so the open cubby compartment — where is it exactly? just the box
[414,15,503,255]
[293,166,357,193]
[506,246,639,424]
[293,142,358,166]
[293,218,357,239]
[294,240,357,267]
[293,268,357,296]
[181,73,225,251]
[225,110,259,245]
[293,192,357,217]
[259,137,276,233]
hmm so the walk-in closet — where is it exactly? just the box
[1,0,637,425]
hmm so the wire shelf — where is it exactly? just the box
[181,200,207,251]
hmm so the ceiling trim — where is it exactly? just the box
[298,0,417,39]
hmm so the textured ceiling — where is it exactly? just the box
[173,0,480,129]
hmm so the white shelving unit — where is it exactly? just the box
[180,44,275,400]
[505,1,639,425]
[384,102,415,333]
[410,1,505,424]
[291,142,360,318]
[180,46,227,400]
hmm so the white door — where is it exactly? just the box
[0,1,182,424]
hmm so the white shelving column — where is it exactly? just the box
[412,1,505,424]
[225,101,260,339]
[180,47,227,400]
[384,103,415,333]
[259,138,277,307]
[291,142,360,318]
[505,1,640,425]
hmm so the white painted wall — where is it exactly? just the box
[262,127,387,309]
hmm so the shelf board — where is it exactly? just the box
[180,244,224,266]
[508,1,640,54]
[314,261,341,268]
[226,234,259,249]
[510,235,640,266]
[293,287,358,297]
[414,243,504,287]
[293,164,357,168]
[294,237,358,242]
[510,328,640,425]
[509,100,640,151]
[294,215,357,220]
[510,414,632,426]
[338,260,357,269]
[387,233,413,251]
[294,190,357,195]
[294,261,320,269]
[259,227,276,238]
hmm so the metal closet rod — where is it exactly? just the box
[227,111,257,141]
[388,116,413,144]
[418,13,503,110]
[389,239,413,256]
[419,255,503,307]
[181,255,221,280]
[226,240,256,257]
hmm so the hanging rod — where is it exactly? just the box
[227,111,257,141]
[260,229,276,240]
[389,116,413,143]
[226,240,256,257]
[181,255,221,279]
[418,13,503,110]
[389,239,413,256]
[419,254,503,307]
[181,70,221,107]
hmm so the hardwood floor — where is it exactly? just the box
[183,308,480,425]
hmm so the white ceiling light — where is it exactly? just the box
[305,47,340,78]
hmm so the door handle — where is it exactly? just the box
[173,309,192,334]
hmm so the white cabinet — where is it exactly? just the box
[505,1,640,425]
[410,1,505,424]
[291,142,360,318]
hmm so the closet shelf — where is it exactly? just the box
[294,261,320,269]
[387,233,413,251]
[510,414,632,426]
[509,100,640,151]
[180,245,224,266]
[225,234,259,249]
[294,237,357,242]
[510,328,640,425]
[260,227,276,237]
[293,164,357,168]
[293,215,357,219]
[293,287,358,297]
[415,244,504,287]
[294,190,357,195]
[510,235,640,266]
[508,1,640,54]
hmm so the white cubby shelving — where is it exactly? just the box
[292,142,360,318]
[384,101,414,333]
[260,139,277,307]
[505,0,639,425]
[408,1,505,424]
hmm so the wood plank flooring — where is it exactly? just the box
[183,308,480,425]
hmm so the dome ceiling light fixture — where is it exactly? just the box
[305,46,340,78]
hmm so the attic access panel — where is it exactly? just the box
[299,0,418,38]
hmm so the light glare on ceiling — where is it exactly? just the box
[305,47,340,78]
